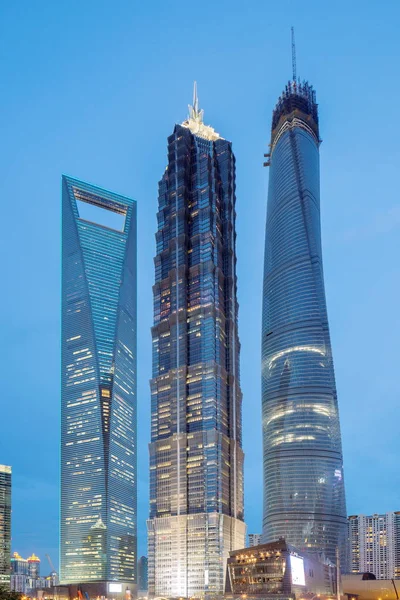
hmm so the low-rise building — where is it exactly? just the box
[225,539,339,600]
[342,572,400,600]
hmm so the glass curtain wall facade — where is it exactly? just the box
[61,177,137,588]
[261,81,347,566]
[0,465,11,587]
[148,89,246,599]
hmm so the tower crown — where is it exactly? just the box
[270,29,319,145]
[28,553,40,562]
[272,80,318,131]
[181,81,222,141]
[12,552,26,561]
[270,79,319,150]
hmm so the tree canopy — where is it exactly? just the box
[0,585,22,600]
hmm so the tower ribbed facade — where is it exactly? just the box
[61,177,137,591]
[148,89,245,598]
[261,80,347,565]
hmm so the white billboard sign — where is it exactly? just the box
[290,554,305,586]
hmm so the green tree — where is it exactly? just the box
[0,585,22,600]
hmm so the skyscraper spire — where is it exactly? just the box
[188,80,204,123]
[183,81,221,141]
[291,26,297,81]
[193,80,199,114]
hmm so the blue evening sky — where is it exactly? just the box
[1,0,399,571]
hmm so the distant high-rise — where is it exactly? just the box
[0,465,11,587]
[11,552,59,594]
[349,513,400,579]
[248,534,261,548]
[261,60,347,564]
[137,556,148,593]
[11,553,28,576]
[61,177,137,593]
[147,85,245,598]
[27,554,40,579]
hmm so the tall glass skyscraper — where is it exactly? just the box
[0,465,11,588]
[148,86,246,598]
[61,176,137,593]
[261,79,347,565]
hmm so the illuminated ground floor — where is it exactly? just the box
[147,513,246,599]
[225,539,339,600]
[36,581,136,600]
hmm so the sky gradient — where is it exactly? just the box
[1,0,399,571]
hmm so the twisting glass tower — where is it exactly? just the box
[261,54,347,565]
[61,177,137,593]
[148,85,245,599]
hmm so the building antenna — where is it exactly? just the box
[291,26,297,81]
[193,80,199,114]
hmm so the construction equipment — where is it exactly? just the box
[291,26,297,81]
[45,553,57,576]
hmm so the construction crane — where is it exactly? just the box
[45,553,57,576]
[291,26,296,81]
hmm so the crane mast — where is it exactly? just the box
[291,26,297,81]
[45,553,57,575]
